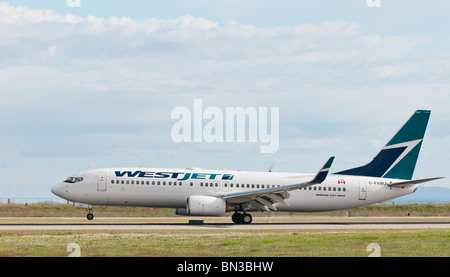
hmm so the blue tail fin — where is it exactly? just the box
[336,110,431,180]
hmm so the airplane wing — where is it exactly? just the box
[223,157,335,212]
[388,177,444,188]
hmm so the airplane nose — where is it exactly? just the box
[51,183,66,198]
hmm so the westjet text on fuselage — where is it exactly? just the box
[114,170,235,181]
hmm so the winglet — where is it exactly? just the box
[308,156,335,185]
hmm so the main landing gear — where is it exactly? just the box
[232,212,253,224]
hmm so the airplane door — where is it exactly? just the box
[359,181,367,200]
[97,172,107,191]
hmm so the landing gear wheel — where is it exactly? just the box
[232,212,252,224]
[87,213,94,220]
[232,213,241,224]
[242,213,252,224]
[87,209,94,220]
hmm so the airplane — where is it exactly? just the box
[51,110,443,224]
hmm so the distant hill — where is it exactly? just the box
[392,186,450,203]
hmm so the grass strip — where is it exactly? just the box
[0,229,448,257]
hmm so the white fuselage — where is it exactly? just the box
[51,167,417,213]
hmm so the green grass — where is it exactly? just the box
[0,229,448,257]
[0,203,447,257]
[0,203,449,217]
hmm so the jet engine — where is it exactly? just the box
[185,195,227,216]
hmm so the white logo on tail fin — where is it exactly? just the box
[381,139,422,178]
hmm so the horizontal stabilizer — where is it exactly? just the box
[388,177,444,187]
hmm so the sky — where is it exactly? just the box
[0,0,449,198]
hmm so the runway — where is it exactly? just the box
[0,217,448,230]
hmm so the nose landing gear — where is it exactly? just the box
[87,208,94,220]
[73,203,94,220]
[232,212,252,224]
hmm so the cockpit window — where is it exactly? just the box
[64,177,84,183]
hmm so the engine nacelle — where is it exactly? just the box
[186,195,227,216]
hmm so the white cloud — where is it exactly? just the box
[0,2,446,125]
[0,3,449,195]
[377,64,419,78]
[0,2,60,24]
